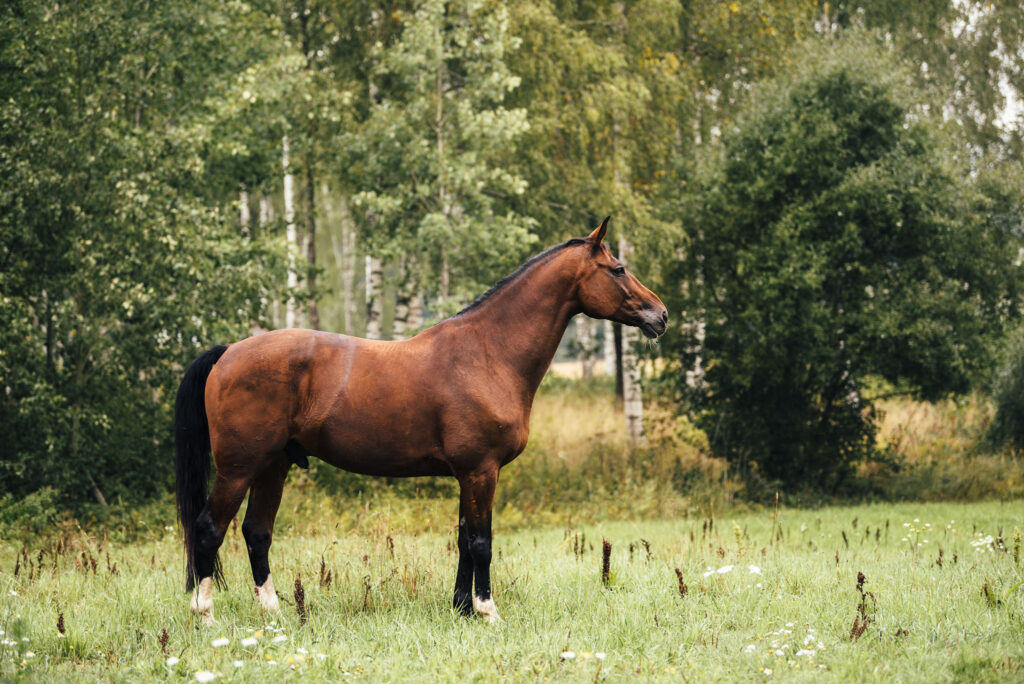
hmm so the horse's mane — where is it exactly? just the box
[456,238,587,316]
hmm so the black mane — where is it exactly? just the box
[456,238,587,316]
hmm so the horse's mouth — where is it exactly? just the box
[640,321,667,339]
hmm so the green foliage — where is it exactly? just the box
[988,329,1024,456]
[0,1,285,508]
[667,34,1022,491]
[4,0,1024,515]
[348,0,537,310]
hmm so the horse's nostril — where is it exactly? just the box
[661,310,668,324]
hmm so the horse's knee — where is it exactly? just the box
[468,535,491,565]
[241,521,272,553]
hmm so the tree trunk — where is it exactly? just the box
[304,161,319,329]
[283,135,299,329]
[364,255,384,339]
[576,315,594,380]
[614,322,624,400]
[603,319,615,378]
[258,193,274,237]
[340,195,355,334]
[407,291,424,331]
[392,256,424,341]
[239,189,250,238]
[619,237,646,446]
[393,293,411,340]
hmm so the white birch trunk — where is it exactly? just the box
[239,189,250,238]
[258,194,281,328]
[619,237,646,446]
[283,135,299,329]
[603,319,616,377]
[393,286,424,340]
[407,292,424,331]
[364,255,383,339]
[259,193,273,227]
[575,315,595,380]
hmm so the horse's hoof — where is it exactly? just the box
[190,577,214,625]
[255,575,281,612]
[473,596,499,624]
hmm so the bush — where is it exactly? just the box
[666,33,1022,491]
[988,331,1024,454]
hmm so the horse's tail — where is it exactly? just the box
[174,344,228,591]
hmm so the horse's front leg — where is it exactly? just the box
[452,503,474,616]
[456,465,499,624]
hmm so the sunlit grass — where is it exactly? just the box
[1,501,1021,681]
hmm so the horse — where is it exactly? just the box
[174,217,668,624]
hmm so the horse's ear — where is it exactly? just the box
[588,216,610,249]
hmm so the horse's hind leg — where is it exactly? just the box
[242,456,290,612]
[190,473,251,625]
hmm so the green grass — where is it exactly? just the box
[1,500,1022,682]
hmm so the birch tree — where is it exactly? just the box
[618,238,646,446]
[351,0,536,315]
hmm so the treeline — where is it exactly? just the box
[2,0,1023,512]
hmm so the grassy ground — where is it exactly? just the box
[1,500,1021,682]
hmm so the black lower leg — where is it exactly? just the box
[453,514,474,615]
[468,518,492,604]
[241,520,272,587]
[193,507,226,588]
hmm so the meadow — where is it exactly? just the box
[2,381,1023,682]
[1,499,1022,683]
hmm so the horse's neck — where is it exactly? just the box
[450,259,579,395]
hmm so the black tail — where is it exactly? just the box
[174,344,228,591]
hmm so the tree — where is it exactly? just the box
[667,34,1023,491]
[0,0,285,508]
[349,0,536,316]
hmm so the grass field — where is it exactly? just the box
[1,499,1021,682]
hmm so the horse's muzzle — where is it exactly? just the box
[639,308,668,339]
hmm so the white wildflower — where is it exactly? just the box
[748,565,762,575]
[211,637,229,648]
[561,651,576,660]
[241,637,258,647]
[272,635,288,644]
[166,656,180,666]
[195,671,216,682]
[795,649,815,657]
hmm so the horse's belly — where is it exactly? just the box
[309,419,451,478]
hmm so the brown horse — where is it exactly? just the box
[174,218,667,624]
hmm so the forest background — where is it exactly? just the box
[3,0,1024,538]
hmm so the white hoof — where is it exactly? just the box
[255,574,281,612]
[473,596,499,624]
[190,577,214,625]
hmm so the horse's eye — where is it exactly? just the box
[611,266,626,277]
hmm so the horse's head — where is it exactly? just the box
[574,217,668,339]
